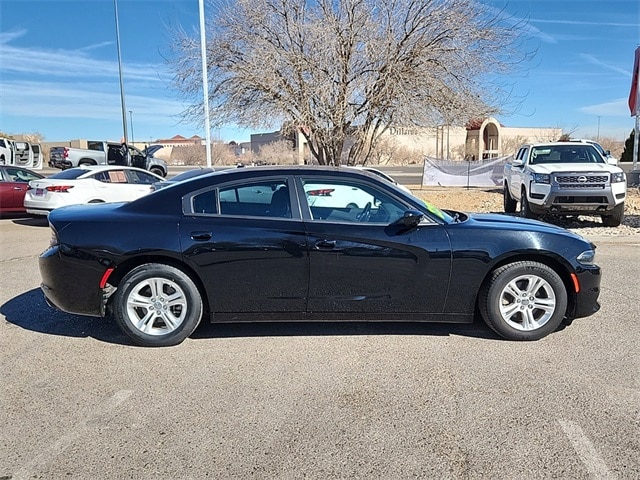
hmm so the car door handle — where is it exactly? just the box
[13,186,24,190]
[315,240,336,250]
[191,231,212,241]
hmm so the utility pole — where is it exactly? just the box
[129,110,135,146]
[199,0,212,167]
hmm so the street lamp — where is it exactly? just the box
[129,110,135,146]
[597,116,601,141]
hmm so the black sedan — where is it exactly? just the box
[38,166,601,347]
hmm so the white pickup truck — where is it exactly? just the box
[503,142,626,226]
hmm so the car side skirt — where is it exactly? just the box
[210,312,474,324]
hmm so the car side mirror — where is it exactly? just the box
[606,157,618,166]
[511,158,523,167]
[397,210,424,228]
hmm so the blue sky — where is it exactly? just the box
[0,0,639,144]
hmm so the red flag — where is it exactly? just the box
[629,46,640,116]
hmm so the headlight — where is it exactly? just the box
[577,249,596,265]
[611,172,626,183]
[533,173,550,184]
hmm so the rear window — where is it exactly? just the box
[48,169,89,179]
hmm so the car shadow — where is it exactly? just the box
[12,216,49,227]
[2,289,502,346]
[1,288,131,345]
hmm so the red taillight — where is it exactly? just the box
[63,147,69,158]
[307,188,334,196]
[46,185,74,192]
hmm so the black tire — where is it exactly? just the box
[520,189,536,219]
[79,160,95,166]
[601,203,624,227]
[150,167,166,177]
[503,184,517,213]
[112,263,203,347]
[478,261,567,341]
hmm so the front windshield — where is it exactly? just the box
[530,145,604,165]
[419,198,454,222]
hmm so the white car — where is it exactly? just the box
[24,165,163,216]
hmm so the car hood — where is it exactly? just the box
[529,163,620,174]
[463,212,586,240]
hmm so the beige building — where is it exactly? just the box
[279,118,562,163]
[364,118,562,161]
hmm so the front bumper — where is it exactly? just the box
[529,181,624,216]
[569,265,601,319]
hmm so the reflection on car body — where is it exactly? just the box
[39,166,602,347]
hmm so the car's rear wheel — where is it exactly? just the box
[503,184,517,213]
[113,263,203,347]
[479,261,567,341]
[520,189,536,219]
[601,202,624,227]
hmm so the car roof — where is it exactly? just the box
[521,141,600,149]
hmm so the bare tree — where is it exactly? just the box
[256,140,297,164]
[170,0,530,165]
[170,143,239,166]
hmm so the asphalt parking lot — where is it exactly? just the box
[1,216,638,479]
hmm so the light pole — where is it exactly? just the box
[129,110,135,146]
[114,0,128,144]
[199,0,212,166]
[597,116,601,141]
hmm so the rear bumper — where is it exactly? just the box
[39,245,106,317]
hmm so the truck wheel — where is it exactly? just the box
[79,160,95,166]
[150,167,166,177]
[478,261,567,341]
[520,189,536,219]
[503,184,517,213]
[601,203,624,227]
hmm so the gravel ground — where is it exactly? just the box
[413,186,640,237]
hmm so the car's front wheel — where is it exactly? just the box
[478,261,567,341]
[150,167,166,177]
[520,189,536,219]
[601,202,624,227]
[503,184,517,213]
[112,263,203,347]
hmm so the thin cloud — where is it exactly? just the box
[79,41,115,52]
[0,30,168,82]
[1,81,186,122]
[579,98,629,116]
[579,53,632,76]
[531,18,640,28]
[0,29,27,44]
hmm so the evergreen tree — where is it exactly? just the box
[620,130,639,163]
